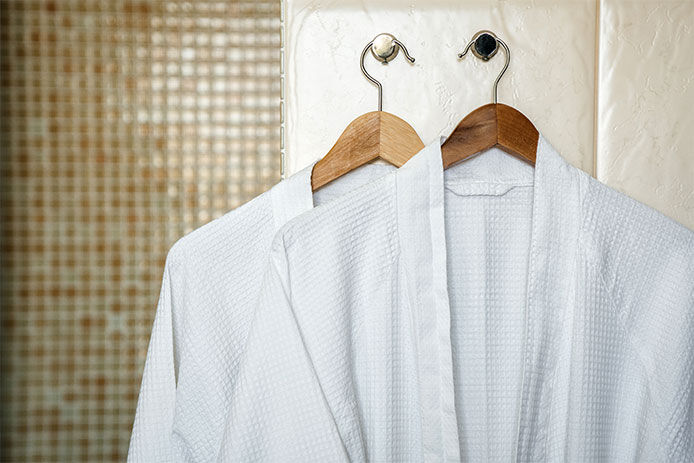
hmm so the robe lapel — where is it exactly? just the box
[397,139,461,462]
[287,133,582,460]
[514,134,584,462]
[397,133,584,462]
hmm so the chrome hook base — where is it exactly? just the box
[371,33,401,63]
[361,33,415,111]
[459,30,510,104]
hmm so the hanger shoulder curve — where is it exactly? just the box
[311,110,423,191]
[441,103,538,169]
[441,103,498,169]
[496,103,538,163]
[378,111,425,165]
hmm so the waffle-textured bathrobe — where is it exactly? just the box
[221,135,693,462]
[128,161,396,462]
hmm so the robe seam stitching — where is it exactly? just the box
[444,185,533,199]
[431,156,459,462]
[278,238,355,461]
[168,261,212,458]
[540,232,583,462]
[163,258,177,385]
[394,175,431,462]
[514,165,543,462]
[444,180,534,186]
[537,153,589,462]
[578,176,669,460]
[581,236,669,462]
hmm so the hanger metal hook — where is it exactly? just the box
[360,33,415,111]
[458,30,510,104]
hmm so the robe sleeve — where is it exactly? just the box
[127,253,178,463]
[623,225,694,461]
[216,242,350,462]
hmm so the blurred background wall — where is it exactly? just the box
[1,0,692,462]
[0,1,280,460]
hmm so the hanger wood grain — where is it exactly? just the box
[442,103,538,169]
[311,110,424,191]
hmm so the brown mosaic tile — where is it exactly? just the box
[0,0,281,461]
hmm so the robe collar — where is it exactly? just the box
[396,134,583,461]
[269,161,317,231]
[270,161,399,232]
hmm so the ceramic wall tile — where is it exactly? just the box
[283,0,596,176]
[597,0,694,228]
[284,0,693,229]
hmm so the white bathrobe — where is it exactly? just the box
[220,135,693,462]
[128,162,396,462]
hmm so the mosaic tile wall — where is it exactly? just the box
[0,1,281,460]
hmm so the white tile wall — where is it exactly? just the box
[283,0,694,229]
[598,0,694,228]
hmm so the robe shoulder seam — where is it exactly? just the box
[580,238,670,461]
[274,233,356,460]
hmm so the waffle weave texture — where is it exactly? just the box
[128,162,395,462]
[221,136,693,462]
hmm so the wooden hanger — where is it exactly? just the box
[442,31,539,169]
[311,34,424,191]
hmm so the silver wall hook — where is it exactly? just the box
[458,30,510,104]
[360,33,415,111]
